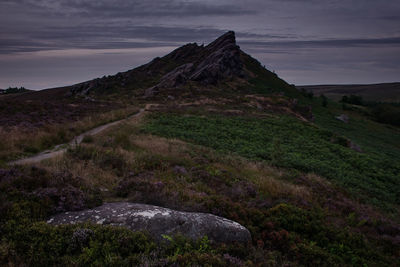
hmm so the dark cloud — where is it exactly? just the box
[3,0,256,18]
[0,0,399,87]
[240,37,400,49]
[0,25,227,54]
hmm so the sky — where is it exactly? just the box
[1,0,399,90]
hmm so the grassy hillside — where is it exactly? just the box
[1,112,398,265]
[0,33,399,266]
[144,111,399,212]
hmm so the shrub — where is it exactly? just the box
[320,94,328,107]
[341,95,363,105]
[82,135,94,143]
[370,104,400,126]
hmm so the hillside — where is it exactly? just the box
[0,31,399,266]
[298,82,400,102]
[68,31,298,100]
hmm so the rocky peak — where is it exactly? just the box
[205,31,237,52]
[145,31,244,97]
[70,31,245,97]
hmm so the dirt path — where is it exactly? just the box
[8,108,146,165]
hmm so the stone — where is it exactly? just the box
[336,114,349,123]
[173,165,188,175]
[47,202,251,243]
[145,31,244,97]
[348,140,363,153]
[190,32,244,85]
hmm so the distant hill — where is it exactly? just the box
[297,83,400,102]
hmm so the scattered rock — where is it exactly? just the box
[173,165,188,175]
[348,140,363,153]
[144,86,158,98]
[47,202,251,243]
[336,114,349,123]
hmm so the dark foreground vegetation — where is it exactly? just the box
[0,87,30,94]
[1,108,399,265]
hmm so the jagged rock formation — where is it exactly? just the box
[145,31,244,97]
[191,31,243,83]
[70,31,247,97]
[47,202,251,243]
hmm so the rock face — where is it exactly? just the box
[47,202,251,243]
[145,31,244,97]
[70,31,245,97]
[190,31,243,84]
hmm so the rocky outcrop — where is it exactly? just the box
[348,140,363,153]
[336,114,349,123]
[145,31,244,97]
[190,31,243,84]
[70,79,101,96]
[145,63,195,97]
[47,202,251,243]
[69,31,246,97]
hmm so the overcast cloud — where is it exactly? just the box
[1,0,399,89]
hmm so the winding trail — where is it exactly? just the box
[8,108,146,166]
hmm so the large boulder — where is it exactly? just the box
[47,202,251,243]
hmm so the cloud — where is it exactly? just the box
[0,25,230,54]
[1,0,399,87]
[3,0,257,18]
[240,37,400,49]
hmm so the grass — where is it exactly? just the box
[1,112,399,266]
[143,112,400,213]
[0,106,140,163]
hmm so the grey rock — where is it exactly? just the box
[336,114,349,123]
[145,63,195,97]
[159,63,194,88]
[144,86,159,98]
[173,165,188,175]
[349,140,363,153]
[145,31,244,97]
[47,202,251,243]
[190,32,243,84]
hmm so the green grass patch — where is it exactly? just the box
[144,113,400,212]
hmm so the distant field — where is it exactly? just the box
[298,82,400,102]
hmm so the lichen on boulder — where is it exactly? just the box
[47,202,251,243]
